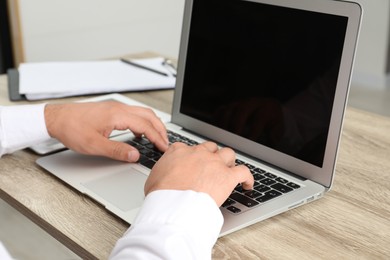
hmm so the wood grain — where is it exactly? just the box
[1,72,389,259]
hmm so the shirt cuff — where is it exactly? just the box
[111,190,223,259]
[134,190,223,241]
[0,104,50,155]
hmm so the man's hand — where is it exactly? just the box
[44,101,169,162]
[145,142,254,206]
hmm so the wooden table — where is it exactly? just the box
[1,73,389,259]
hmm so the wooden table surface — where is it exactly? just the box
[0,72,389,259]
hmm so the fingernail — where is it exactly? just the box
[127,150,139,162]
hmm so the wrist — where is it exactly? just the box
[44,103,64,138]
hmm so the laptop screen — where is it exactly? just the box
[180,0,348,168]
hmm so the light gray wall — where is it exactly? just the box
[351,0,390,89]
[17,0,390,89]
[18,0,184,61]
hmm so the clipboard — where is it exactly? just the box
[10,58,175,101]
[7,68,27,101]
[6,57,176,101]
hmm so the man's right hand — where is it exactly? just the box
[144,141,254,206]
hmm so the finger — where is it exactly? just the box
[199,141,218,153]
[88,136,141,162]
[124,106,169,144]
[169,141,188,149]
[143,128,169,152]
[231,165,254,190]
[216,147,236,167]
[120,114,169,152]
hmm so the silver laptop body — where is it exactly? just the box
[37,0,362,236]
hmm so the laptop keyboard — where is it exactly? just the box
[223,158,301,214]
[126,130,301,214]
[126,130,199,169]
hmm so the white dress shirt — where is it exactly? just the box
[0,104,50,157]
[110,190,223,260]
[0,242,12,260]
[0,104,223,259]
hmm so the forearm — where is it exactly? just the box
[0,104,50,157]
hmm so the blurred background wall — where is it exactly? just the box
[2,0,390,89]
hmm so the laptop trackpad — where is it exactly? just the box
[82,168,147,212]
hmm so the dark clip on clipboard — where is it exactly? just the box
[7,68,27,101]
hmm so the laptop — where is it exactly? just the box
[37,0,362,236]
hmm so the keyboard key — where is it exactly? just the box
[260,178,276,186]
[138,155,150,164]
[275,177,288,184]
[287,182,301,189]
[168,136,179,143]
[253,168,266,174]
[244,190,262,198]
[229,193,259,208]
[234,184,253,195]
[271,183,293,193]
[264,172,277,178]
[253,174,266,181]
[227,205,241,213]
[244,163,255,169]
[133,137,150,145]
[140,159,156,169]
[167,130,199,145]
[235,159,245,165]
[138,148,151,155]
[256,190,282,203]
[143,150,161,160]
[222,198,236,207]
[254,185,271,193]
[145,143,156,149]
[234,184,243,193]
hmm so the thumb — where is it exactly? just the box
[97,138,140,162]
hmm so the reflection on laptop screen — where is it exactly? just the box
[180,0,348,167]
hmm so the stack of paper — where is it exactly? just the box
[18,57,176,100]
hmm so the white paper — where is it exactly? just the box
[19,57,176,100]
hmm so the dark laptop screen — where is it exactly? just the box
[180,0,348,167]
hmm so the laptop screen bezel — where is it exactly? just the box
[171,0,362,188]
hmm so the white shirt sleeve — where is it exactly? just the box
[109,190,224,260]
[0,242,12,260]
[0,104,51,157]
